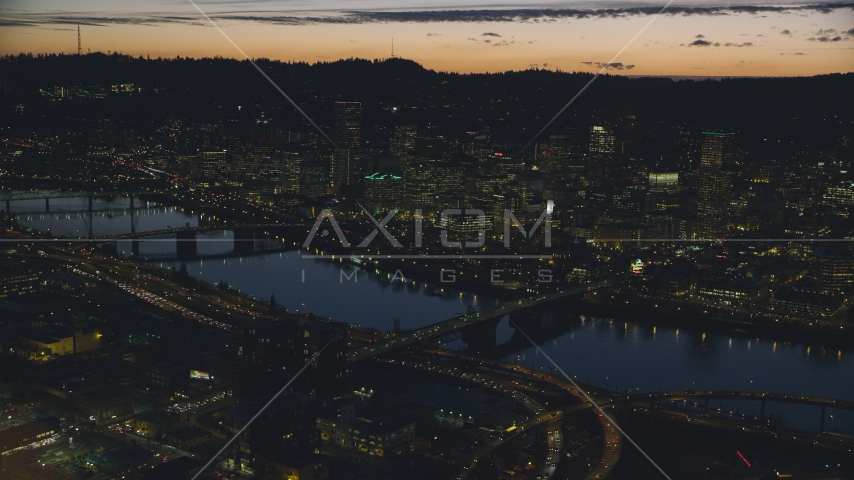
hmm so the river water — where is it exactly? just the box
[16,195,854,434]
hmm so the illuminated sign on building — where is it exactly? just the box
[190,370,210,380]
[630,259,644,274]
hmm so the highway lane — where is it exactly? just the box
[376,356,568,479]
[377,354,625,480]
[31,246,285,330]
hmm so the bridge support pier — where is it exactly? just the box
[461,317,500,356]
[88,195,93,212]
[510,309,542,332]
[176,231,197,259]
[45,197,49,213]
[819,405,826,432]
[233,227,256,256]
[704,398,710,416]
[129,195,136,235]
[132,239,140,258]
[760,399,765,423]
[4,199,10,219]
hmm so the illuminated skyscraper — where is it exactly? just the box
[404,163,437,211]
[648,172,679,194]
[299,158,327,200]
[535,135,570,173]
[364,172,403,214]
[331,102,361,191]
[390,125,417,160]
[334,102,361,149]
[587,126,615,186]
[695,132,734,239]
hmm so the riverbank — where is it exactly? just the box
[567,297,854,348]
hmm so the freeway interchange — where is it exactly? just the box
[8,242,853,479]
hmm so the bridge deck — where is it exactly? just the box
[348,277,620,363]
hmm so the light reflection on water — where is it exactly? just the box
[18,195,854,434]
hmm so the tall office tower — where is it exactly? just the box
[364,172,403,214]
[334,102,361,149]
[535,135,571,173]
[230,150,256,182]
[280,153,302,194]
[390,125,417,160]
[404,163,437,211]
[329,149,351,192]
[433,162,463,195]
[695,132,734,239]
[194,150,227,186]
[331,102,361,190]
[587,126,615,186]
[299,158,327,200]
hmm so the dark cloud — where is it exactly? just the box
[809,35,843,41]
[723,42,753,47]
[0,19,37,27]
[690,39,713,46]
[482,32,501,37]
[695,34,705,38]
[0,15,203,27]
[846,28,854,35]
[426,33,441,36]
[780,29,791,34]
[815,28,837,35]
[579,61,635,70]
[4,3,854,28]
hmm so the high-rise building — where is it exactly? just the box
[300,158,327,200]
[390,125,417,159]
[648,172,679,194]
[331,102,361,190]
[194,150,227,186]
[695,132,734,239]
[535,135,571,173]
[587,126,615,186]
[334,102,361,149]
[364,172,403,214]
[807,244,854,294]
[329,150,351,191]
[280,153,302,194]
[404,163,437,211]
[433,162,463,196]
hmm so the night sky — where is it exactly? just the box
[1,0,853,75]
